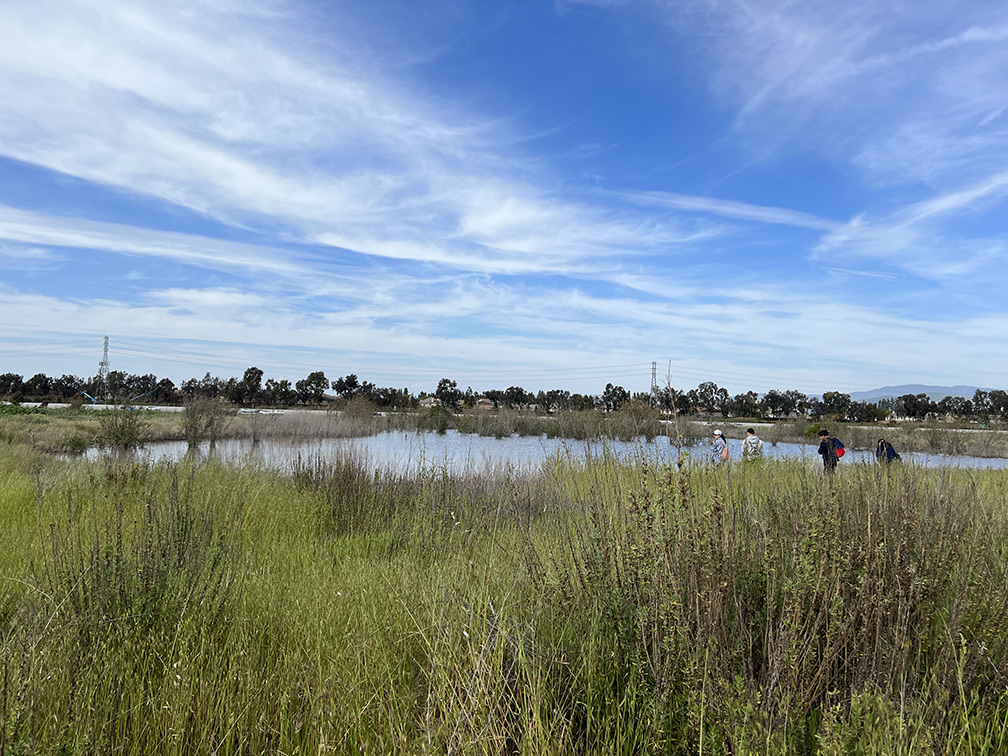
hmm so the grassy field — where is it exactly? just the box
[3,432,1008,754]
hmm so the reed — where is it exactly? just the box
[3,438,1008,753]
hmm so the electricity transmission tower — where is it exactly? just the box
[98,336,110,402]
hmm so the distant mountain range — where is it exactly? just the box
[849,385,987,402]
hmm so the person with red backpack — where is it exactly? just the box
[818,429,844,473]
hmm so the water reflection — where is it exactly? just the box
[84,430,1008,473]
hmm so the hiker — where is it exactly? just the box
[818,429,840,473]
[711,429,729,464]
[875,438,900,464]
[742,427,765,460]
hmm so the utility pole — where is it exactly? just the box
[651,361,658,407]
[98,336,110,402]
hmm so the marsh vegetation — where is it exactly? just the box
[3,431,1008,754]
[8,400,1007,467]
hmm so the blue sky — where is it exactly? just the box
[1,0,1007,396]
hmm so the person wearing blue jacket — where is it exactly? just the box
[818,429,838,473]
[876,439,900,463]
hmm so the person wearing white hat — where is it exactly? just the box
[711,429,729,464]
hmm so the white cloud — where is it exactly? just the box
[637,1,1008,189]
[0,0,722,282]
[2,0,1007,395]
[811,169,1008,284]
[614,190,840,231]
[0,205,317,286]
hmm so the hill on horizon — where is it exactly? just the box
[849,384,987,402]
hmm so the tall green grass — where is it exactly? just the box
[3,438,1008,753]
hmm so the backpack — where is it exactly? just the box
[833,437,845,458]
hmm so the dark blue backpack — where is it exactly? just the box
[833,437,845,457]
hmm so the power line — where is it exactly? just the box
[110,338,650,380]
[1,334,865,396]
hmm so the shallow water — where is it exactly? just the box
[84,430,1008,474]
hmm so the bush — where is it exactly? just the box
[182,398,233,448]
[98,408,148,451]
[65,434,88,454]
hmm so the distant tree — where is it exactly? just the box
[730,391,760,418]
[153,377,178,404]
[264,378,295,406]
[504,385,530,409]
[937,394,971,419]
[435,378,462,410]
[896,393,933,421]
[988,389,1008,421]
[694,381,718,414]
[23,373,53,399]
[632,391,653,406]
[296,371,329,404]
[370,386,413,409]
[240,366,264,405]
[669,387,692,415]
[195,372,223,400]
[106,370,129,400]
[125,373,158,399]
[51,374,83,400]
[694,381,729,416]
[545,389,571,412]
[652,386,673,413]
[0,373,24,397]
[849,400,887,423]
[602,383,630,412]
[332,373,361,399]
[759,389,787,419]
[220,377,240,404]
[359,380,376,400]
[179,378,198,402]
[808,397,825,420]
[569,393,598,411]
[784,389,810,417]
[876,396,897,412]
[973,389,991,420]
[821,391,852,419]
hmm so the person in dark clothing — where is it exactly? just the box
[818,429,838,473]
[875,438,900,463]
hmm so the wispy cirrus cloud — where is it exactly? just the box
[640,0,1008,190]
[2,0,1008,395]
[0,0,700,277]
[613,190,840,231]
[813,168,1008,283]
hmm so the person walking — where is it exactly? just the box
[876,438,900,463]
[742,427,765,461]
[711,429,729,464]
[818,429,839,474]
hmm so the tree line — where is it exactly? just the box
[2,368,1007,423]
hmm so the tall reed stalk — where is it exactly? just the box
[3,439,1008,754]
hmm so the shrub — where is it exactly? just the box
[65,434,88,454]
[181,398,233,448]
[98,408,148,451]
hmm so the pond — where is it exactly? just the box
[84,430,1008,474]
